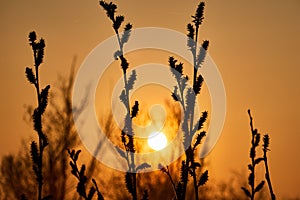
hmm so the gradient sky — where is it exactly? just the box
[0,0,300,198]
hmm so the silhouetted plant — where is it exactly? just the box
[158,164,178,199]
[25,31,51,200]
[242,110,276,200]
[68,149,104,200]
[0,59,87,199]
[23,57,80,199]
[263,135,276,200]
[241,110,265,200]
[99,1,150,200]
[166,2,209,200]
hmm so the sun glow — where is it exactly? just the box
[148,132,168,151]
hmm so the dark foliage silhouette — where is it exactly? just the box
[263,134,276,200]
[241,110,265,200]
[0,2,286,200]
[68,149,104,200]
[99,1,150,200]
[25,31,51,200]
[242,110,276,200]
[166,2,209,200]
[0,57,88,199]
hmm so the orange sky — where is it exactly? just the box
[0,0,300,198]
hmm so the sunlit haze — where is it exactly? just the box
[0,0,299,199]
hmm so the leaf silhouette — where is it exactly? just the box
[255,181,265,193]
[193,131,206,149]
[39,85,50,115]
[192,2,205,28]
[124,113,133,135]
[131,101,139,118]
[36,39,45,67]
[32,108,41,133]
[74,150,81,162]
[180,75,189,91]
[171,92,179,102]
[68,149,75,158]
[99,1,117,21]
[87,187,96,200]
[119,89,127,106]
[169,57,183,79]
[241,187,251,198]
[127,70,137,91]
[114,15,124,31]
[248,172,254,187]
[196,40,209,69]
[30,141,39,165]
[68,149,104,199]
[187,23,195,50]
[121,23,133,45]
[29,31,37,43]
[254,132,260,147]
[120,55,129,72]
[193,74,203,95]
[114,50,122,60]
[263,134,270,151]
[194,111,208,132]
[185,88,195,120]
[25,67,36,85]
[198,170,208,187]
[171,86,180,102]
[115,146,126,159]
[254,157,264,165]
[136,163,151,172]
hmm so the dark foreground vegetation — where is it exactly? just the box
[0,1,281,200]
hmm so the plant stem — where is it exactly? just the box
[191,160,199,200]
[33,45,43,200]
[263,147,276,200]
[132,173,137,200]
[118,40,137,200]
[191,23,200,200]
[248,111,255,200]
[166,166,177,198]
[182,154,190,200]
[112,14,137,200]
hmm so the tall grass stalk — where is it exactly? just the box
[68,149,104,200]
[242,110,276,200]
[99,1,150,199]
[25,31,51,200]
[167,2,209,200]
[263,134,276,200]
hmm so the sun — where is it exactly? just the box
[148,131,168,151]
